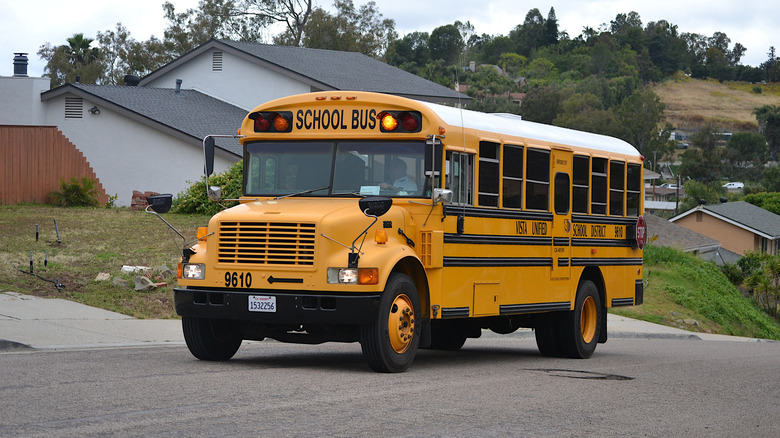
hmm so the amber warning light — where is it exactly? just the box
[377,111,421,133]
[249,111,292,133]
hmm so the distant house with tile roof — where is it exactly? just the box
[1,42,469,206]
[670,201,780,256]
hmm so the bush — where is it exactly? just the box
[172,160,243,215]
[49,177,100,207]
[753,85,762,94]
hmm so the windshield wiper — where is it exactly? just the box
[275,186,330,200]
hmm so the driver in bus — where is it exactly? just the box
[381,159,417,195]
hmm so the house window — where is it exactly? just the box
[212,51,223,72]
[65,97,83,119]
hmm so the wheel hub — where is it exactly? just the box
[580,295,597,344]
[388,294,415,353]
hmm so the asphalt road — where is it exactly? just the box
[2,334,779,437]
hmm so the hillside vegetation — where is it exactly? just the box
[653,76,780,132]
[611,245,780,340]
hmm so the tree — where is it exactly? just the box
[38,33,103,86]
[299,0,396,58]
[679,124,724,182]
[754,105,780,160]
[614,87,672,157]
[544,7,559,46]
[238,0,312,46]
[385,32,430,70]
[96,24,134,85]
[677,180,726,212]
[428,24,463,65]
[519,85,567,124]
[510,8,547,57]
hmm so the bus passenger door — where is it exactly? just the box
[551,149,572,282]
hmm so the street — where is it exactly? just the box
[2,333,779,437]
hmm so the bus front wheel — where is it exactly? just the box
[182,316,242,361]
[360,273,421,372]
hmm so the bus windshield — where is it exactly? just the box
[245,141,428,198]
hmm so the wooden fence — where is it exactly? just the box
[0,125,108,205]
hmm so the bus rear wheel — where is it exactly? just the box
[561,280,602,358]
[182,316,242,361]
[360,273,420,372]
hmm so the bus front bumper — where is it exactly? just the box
[174,287,381,325]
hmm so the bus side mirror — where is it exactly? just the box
[204,137,215,177]
[433,188,453,205]
[359,196,392,217]
[147,194,173,214]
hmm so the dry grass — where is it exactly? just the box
[0,205,211,318]
[653,76,780,132]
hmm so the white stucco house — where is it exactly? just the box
[1,40,468,206]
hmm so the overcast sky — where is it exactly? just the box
[1,0,777,78]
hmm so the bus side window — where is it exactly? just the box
[446,151,474,206]
[478,141,500,207]
[554,172,570,215]
[502,144,524,209]
[610,161,625,216]
[626,163,642,216]
[525,148,550,211]
[591,158,608,215]
[572,155,589,214]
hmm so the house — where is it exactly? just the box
[1,41,470,206]
[644,213,739,264]
[670,201,780,256]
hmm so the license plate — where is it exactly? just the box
[248,295,276,312]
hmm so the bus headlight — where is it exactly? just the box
[181,263,205,280]
[327,268,379,284]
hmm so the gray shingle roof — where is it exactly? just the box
[644,213,720,252]
[143,39,469,104]
[41,84,245,156]
[703,201,780,238]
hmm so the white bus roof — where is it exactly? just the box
[418,100,641,157]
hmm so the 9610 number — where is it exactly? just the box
[225,271,252,288]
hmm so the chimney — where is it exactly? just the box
[13,53,28,77]
[175,79,182,95]
[124,74,140,86]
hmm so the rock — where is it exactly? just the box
[94,272,111,282]
[134,276,157,291]
[157,264,175,278]
[112,277,129,288]
[682,318,700,327]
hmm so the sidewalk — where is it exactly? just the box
[0,292,183,350]
[0,291,764,351]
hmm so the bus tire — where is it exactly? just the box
[360,273,420,372]
[534,313,563,357]
[182,316,242,361]
[561,280,602,359]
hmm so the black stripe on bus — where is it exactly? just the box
[571,215,637,226]
[570,257,643,266]
[553,237,570,246]
[558,258,570,267]
[500,302,571,315]
[444,205,553,221]
[444,257,552,267]
[611,298,635,307]
[444,234,552,246]
[572,238,633,247]
[441,307,470,318]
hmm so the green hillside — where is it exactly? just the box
[611,245,780,340]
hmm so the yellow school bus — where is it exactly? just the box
[172,91,646,372]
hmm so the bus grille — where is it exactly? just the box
[217,221,316,266]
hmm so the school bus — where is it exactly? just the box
[171,91,646,372]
